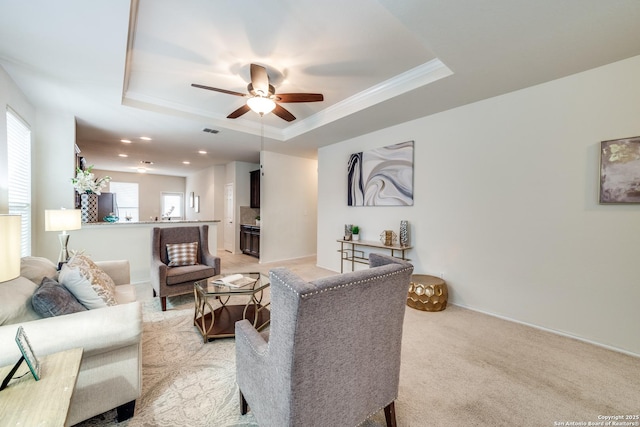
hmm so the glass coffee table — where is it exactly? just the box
[193,272,270,343]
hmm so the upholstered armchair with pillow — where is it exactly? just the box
[0,256,142,425]
[235,253,414,427]
[151,225,221,311]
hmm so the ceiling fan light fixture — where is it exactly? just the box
[247,96,276,116]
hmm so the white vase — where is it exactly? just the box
[80,193,98,223]
[352,234,360,241]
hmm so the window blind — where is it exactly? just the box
[6,108,32,256]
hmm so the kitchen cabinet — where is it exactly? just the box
[240,225,260,258]
[250,169,260,208]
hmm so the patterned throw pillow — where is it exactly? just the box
[166,242,199,267]
[58,254,118,309]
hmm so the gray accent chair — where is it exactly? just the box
[151,225,220,311]
[235,253,414,427]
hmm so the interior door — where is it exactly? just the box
[224,183,234,252]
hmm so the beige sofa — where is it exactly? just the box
[0,259,143,425]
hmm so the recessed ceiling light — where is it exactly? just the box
[119,154,128,157]
[198,150,207,154]
[140,136,152,141]
[121,139,131,143]
[137,167,147,173]
[183,161,190,165]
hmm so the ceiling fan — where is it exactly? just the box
[192,63,323,122]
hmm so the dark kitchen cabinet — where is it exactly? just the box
[240,225,260,258]
[250,169,260,208]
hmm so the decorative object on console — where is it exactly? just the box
[351,225,360,241]
[399,220,409,247]
[344,224,353,241]
[0,215,21,283]
[44,209,82,269]
[380,230,397,246]
[599,136,640,204]
[347,140,414,206]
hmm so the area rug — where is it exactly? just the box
[79,295,386,426]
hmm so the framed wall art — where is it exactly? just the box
[347,140,414,206]
[599,136,640,204]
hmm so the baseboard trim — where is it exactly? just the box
[450,302,639,358]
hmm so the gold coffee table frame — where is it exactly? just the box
[194,272,270,343]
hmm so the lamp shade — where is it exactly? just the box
[0,215,21,282]
[247,96,276,115]
[45,209,82,232]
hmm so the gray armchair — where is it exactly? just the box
[235,253,414,427]
[151,225,220,311]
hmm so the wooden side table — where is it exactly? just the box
[0,347,83,427]
[407,274,448,311]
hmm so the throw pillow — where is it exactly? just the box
[58,254,118,309]
[166,242,199,267]
[31,277,87,318]
[20,256,58,285]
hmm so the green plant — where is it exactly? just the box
[256,215,261,220]
[351,225,360,234]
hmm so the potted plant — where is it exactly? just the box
[255,215,261,226]
[351,225,360,241]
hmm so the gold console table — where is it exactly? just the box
[337,239,412,273]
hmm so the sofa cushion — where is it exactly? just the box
[31,277,87,318]
[0,276,40,326]
[20,256,58,285]
[166,242,198,267]
[58,255,118,309]
[166,264,216,285]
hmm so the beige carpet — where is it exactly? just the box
[76,255,640,426]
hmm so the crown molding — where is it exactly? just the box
[283,58,453,140]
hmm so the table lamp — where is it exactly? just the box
[45,209,82,268]
[0,215,21,283]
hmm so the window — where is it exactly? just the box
[161,192,183,220]
[7,108,31,256]
[109,182,139,222]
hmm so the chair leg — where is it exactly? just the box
[384,401,397,427]
[161,296,167,311]
[239,390,248,415]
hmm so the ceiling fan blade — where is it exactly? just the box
[276,93,324,103]
[250,64,270,96]
[273,103,296,122]
[227,104,251,119]
[191,83,247,97]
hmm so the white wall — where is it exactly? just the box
[185,164,225,248]
[261,151,317,263]
[318,55,640,356]
[0,65,36,214]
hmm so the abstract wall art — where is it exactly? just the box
[347,141,414,206]
[599,136,640,204]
